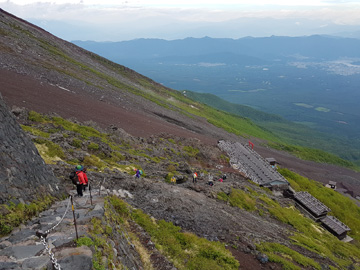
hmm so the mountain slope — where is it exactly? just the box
[1,9,360,270]
[1,8,359,194]
[72,36,360,164]
[185,91,359,164]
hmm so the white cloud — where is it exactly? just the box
[1,0,360,41]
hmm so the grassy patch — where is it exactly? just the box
[88,142,100,151]
[71,138,82,148]
[109,196,239,270]
[21,125,50,138]
[0,196,54,236]
[28,111,49,123]
[34,138,66,163]
[217,188,257,212]
[269,143,358,170]
[257,242,321,270]
[278,168,360,241]
[183,146,199,157]
[217,182,360,269]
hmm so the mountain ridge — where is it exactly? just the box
[1,9,360,270]
[1,8,359,195]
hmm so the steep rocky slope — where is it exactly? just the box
[0,94,65,204]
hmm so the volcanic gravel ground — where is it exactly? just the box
[1,68,359,197]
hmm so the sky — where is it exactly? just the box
[1,0,360,41]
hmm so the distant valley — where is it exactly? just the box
[73,36,360,164]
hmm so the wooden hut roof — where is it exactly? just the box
[321,215,350,235]
[294,191,330,217]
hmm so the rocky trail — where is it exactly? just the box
[0,171,287,270]
[0,188,106,270]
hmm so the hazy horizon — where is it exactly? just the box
[1,0,360,42]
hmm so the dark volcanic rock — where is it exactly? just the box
[0,94,65,204]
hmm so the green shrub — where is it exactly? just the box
[21,125,50,138]
[34,138,66,159]
[183,146,199,157]
[102,196,240,270]
[228,188,257,211]
[88,142,99,151]
[71,138,82,148]
[168,138,176,144]
[52,116,104,139]
[0,196,54,236]
[266,253,301,270]
[130,207,239,270]
[76,236,94,247]
[83,155,106,169]
[0,221,12,236]
[111,151,125,161]
[257,242,321,270]
[217,192,229,202]
[28,111,47,123]
[167,164,176,172]
[279,168,360,241]
[108,196,129,219]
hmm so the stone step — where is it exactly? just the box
[0,193,106,270]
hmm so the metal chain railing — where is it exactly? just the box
[36,195,72,270]
[46,196,72,234]
[93,177,107,189]
[39,235,61,270]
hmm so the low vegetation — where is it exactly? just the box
[269,143,358,170]
[76,196,239,270]
[217,176,360,269]
[257,242,321,270]
[118,196,238,269]
[0,195,55,236]
[279,168,360,241]
[186,91,360,167]
[217,188,257,211]
[19,111,360,269]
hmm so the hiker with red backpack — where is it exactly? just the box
[70,165,88,197]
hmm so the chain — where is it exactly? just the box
[45,195,72,234]
[94,177,107,189]
[36,195,72,270]
[40,235,61,270]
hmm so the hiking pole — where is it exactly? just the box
[70,195,79,240]
[89,182,93,205]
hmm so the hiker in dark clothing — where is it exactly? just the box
[75,165,86,196]
[208,174,214,186]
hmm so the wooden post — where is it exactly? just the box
[70,195,79,240]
